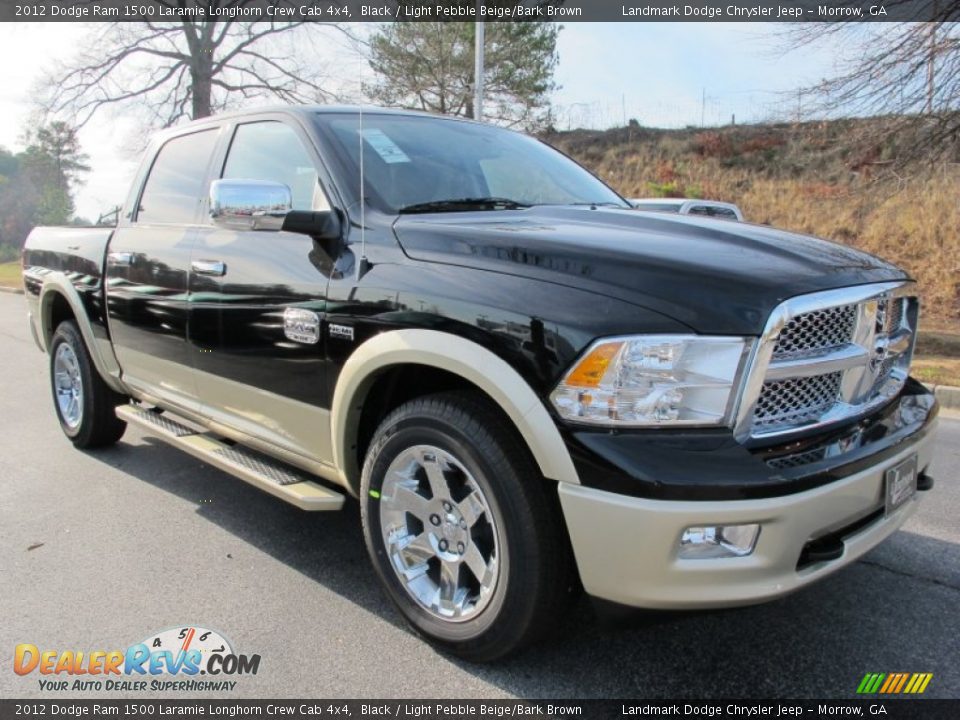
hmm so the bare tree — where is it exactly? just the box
[39,6,358,129]
[782,5,960,162]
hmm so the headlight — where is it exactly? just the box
[549,335,749,427]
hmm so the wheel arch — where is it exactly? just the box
[331,329,580,495]
[38,276,125,394]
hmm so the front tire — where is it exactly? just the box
[360,391,573,661]
[49,321,127,448]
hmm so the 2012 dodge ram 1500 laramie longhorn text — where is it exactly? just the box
[22,106,938,661]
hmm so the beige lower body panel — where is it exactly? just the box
[117,348,201,415]
[193,365,334,468]
[117,348,340,487]
[559,425,936,609]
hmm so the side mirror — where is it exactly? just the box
[210,179,292,231]
[281,210,341,242]
[209,179,342,242]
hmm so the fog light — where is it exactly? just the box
[679,524,760,559]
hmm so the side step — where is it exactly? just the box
[116,405,345,511]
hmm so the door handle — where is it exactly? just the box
[107,252,133,266]
[191,259,226,276]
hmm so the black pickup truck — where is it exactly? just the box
[22,106,938,661]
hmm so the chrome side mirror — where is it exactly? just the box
[209,179,292,231]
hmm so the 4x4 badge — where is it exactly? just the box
[329,323,355,341]
[283,308,321,345]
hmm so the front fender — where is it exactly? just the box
[330,328,580,492]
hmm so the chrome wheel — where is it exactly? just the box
[54,343,83,430]
[379,445,501,622]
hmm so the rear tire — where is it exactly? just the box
[360,391,574,661]
[49,321,127,448]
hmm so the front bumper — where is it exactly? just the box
[558,383,938,609]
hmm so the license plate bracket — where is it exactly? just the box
[885,454,918,516]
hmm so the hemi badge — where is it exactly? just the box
[329,323,354,341]
[283,308,321,345]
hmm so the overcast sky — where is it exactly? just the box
[0,22,839,220]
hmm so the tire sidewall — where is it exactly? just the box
[362,411,529,646]
[50,323,93,442]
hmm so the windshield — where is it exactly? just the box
[314,112,627,214]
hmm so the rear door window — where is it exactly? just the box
[137,129,219,225]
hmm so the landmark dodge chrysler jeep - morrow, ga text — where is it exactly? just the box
[22,106,938,661]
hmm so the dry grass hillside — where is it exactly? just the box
[545,119,960,334]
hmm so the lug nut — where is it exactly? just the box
[458,519,467,530]
[429,514,441,526]
[438,539,448,552]
[442,501,452,512]
[457,542,465,554]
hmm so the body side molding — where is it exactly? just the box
[330,329,580,492]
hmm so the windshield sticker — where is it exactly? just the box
[361,128,410,164]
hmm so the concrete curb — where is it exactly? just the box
[930,384,960,412]
[0,286,23,295]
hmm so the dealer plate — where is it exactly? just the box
[885,454,918,516]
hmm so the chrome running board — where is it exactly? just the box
[116,404,345,511]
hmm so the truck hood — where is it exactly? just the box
[392,206,908,335]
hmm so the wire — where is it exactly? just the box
[357,100,366,282]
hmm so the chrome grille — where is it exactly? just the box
[772,304,856,359]
[754,372,843,430]
[740,282,917,439]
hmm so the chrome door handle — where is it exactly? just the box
[191,259,226,276]
[107,252,133,266]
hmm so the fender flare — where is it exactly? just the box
[38,275,126,394]
[330,329,580,492]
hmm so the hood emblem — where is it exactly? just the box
[283,308,321,345]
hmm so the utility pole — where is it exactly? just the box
[927,20,936,114]
[701,88,706,127]
[474,19,485,122]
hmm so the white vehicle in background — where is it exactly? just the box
[630,197,744,221]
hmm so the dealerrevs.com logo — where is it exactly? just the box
[13,626,260,693]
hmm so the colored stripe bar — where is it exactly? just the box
[868,673,886,693]
[903,674,920,693]
[893,673,910,693]
[856,671,932,694]
[879,674,896,694]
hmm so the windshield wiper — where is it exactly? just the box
[397,197,531,214]
[564,201,629,208]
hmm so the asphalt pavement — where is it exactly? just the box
[0,292,958,699]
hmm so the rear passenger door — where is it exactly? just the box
[189,118,338,467]
[106,127,221,414]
